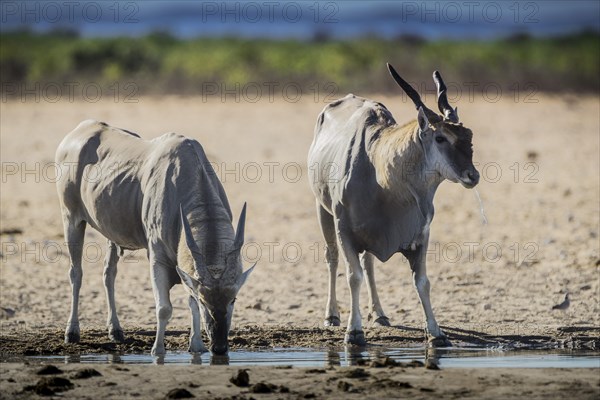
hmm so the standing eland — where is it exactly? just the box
[308,63,479,346]
[55,120,254,355]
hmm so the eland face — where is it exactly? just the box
[196,285,238,355]
[387,64,479,189]
[419,113,479,188]
[176,205,254,355]
[178,270,250,355]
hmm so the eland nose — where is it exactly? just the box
[466,170,480,185]
[211,343,228,355]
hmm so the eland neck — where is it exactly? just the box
[369,119,443,206]
[182,173,235,267]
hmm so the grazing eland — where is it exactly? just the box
[308,63,479,346]
[55,120,254,355]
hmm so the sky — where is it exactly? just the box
[1,1,599,40]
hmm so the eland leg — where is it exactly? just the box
[360,252,390,327]
[401,243,451,347]
[317,203,340,327]
[63,218,86,343]
[103,241,124,342]
[149,258,174,356]
[188,295,208,353]
[337,230,365,346]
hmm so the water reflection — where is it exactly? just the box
[425,347,441,366]
[65,354,80,363]
[370,349,387,360]
[18,348,600,368]
[344,346,367,366]
[423,347,442,369]
[153,355,165,365]
[190,353,203,365]
[326,349,340,367]
[210,354,230,365]
[109,353,122,364]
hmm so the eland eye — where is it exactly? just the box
[435,136,447,144]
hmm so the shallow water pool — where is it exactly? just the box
[17,347,600,368]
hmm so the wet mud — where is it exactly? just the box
[1,325,598,356]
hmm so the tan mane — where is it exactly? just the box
[370,119,423,191]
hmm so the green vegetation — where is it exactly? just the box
[1,31,598,95]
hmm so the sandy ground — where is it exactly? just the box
[1,94,599,398]
[1,362,599,400]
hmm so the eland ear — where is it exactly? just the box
[180,205,202,257]
[176,265,199,290]
[238,263,256,287]
[417,107,430,132]
[233,202,247,250]
[179,205,210,282]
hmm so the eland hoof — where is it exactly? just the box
[64,329,80,344]
[324,316,341,327]
[372,316,391,327]
[344,330,366,346]
[109,329,125,343]
[427,335,452,348]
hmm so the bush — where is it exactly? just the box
[1,31,598,95]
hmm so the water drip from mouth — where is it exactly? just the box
[473,188,488,225]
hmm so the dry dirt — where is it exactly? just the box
[1,94,599,398]
[1,362,598,400]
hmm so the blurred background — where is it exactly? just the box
[1,0,599,96]
[1,1,599,342]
